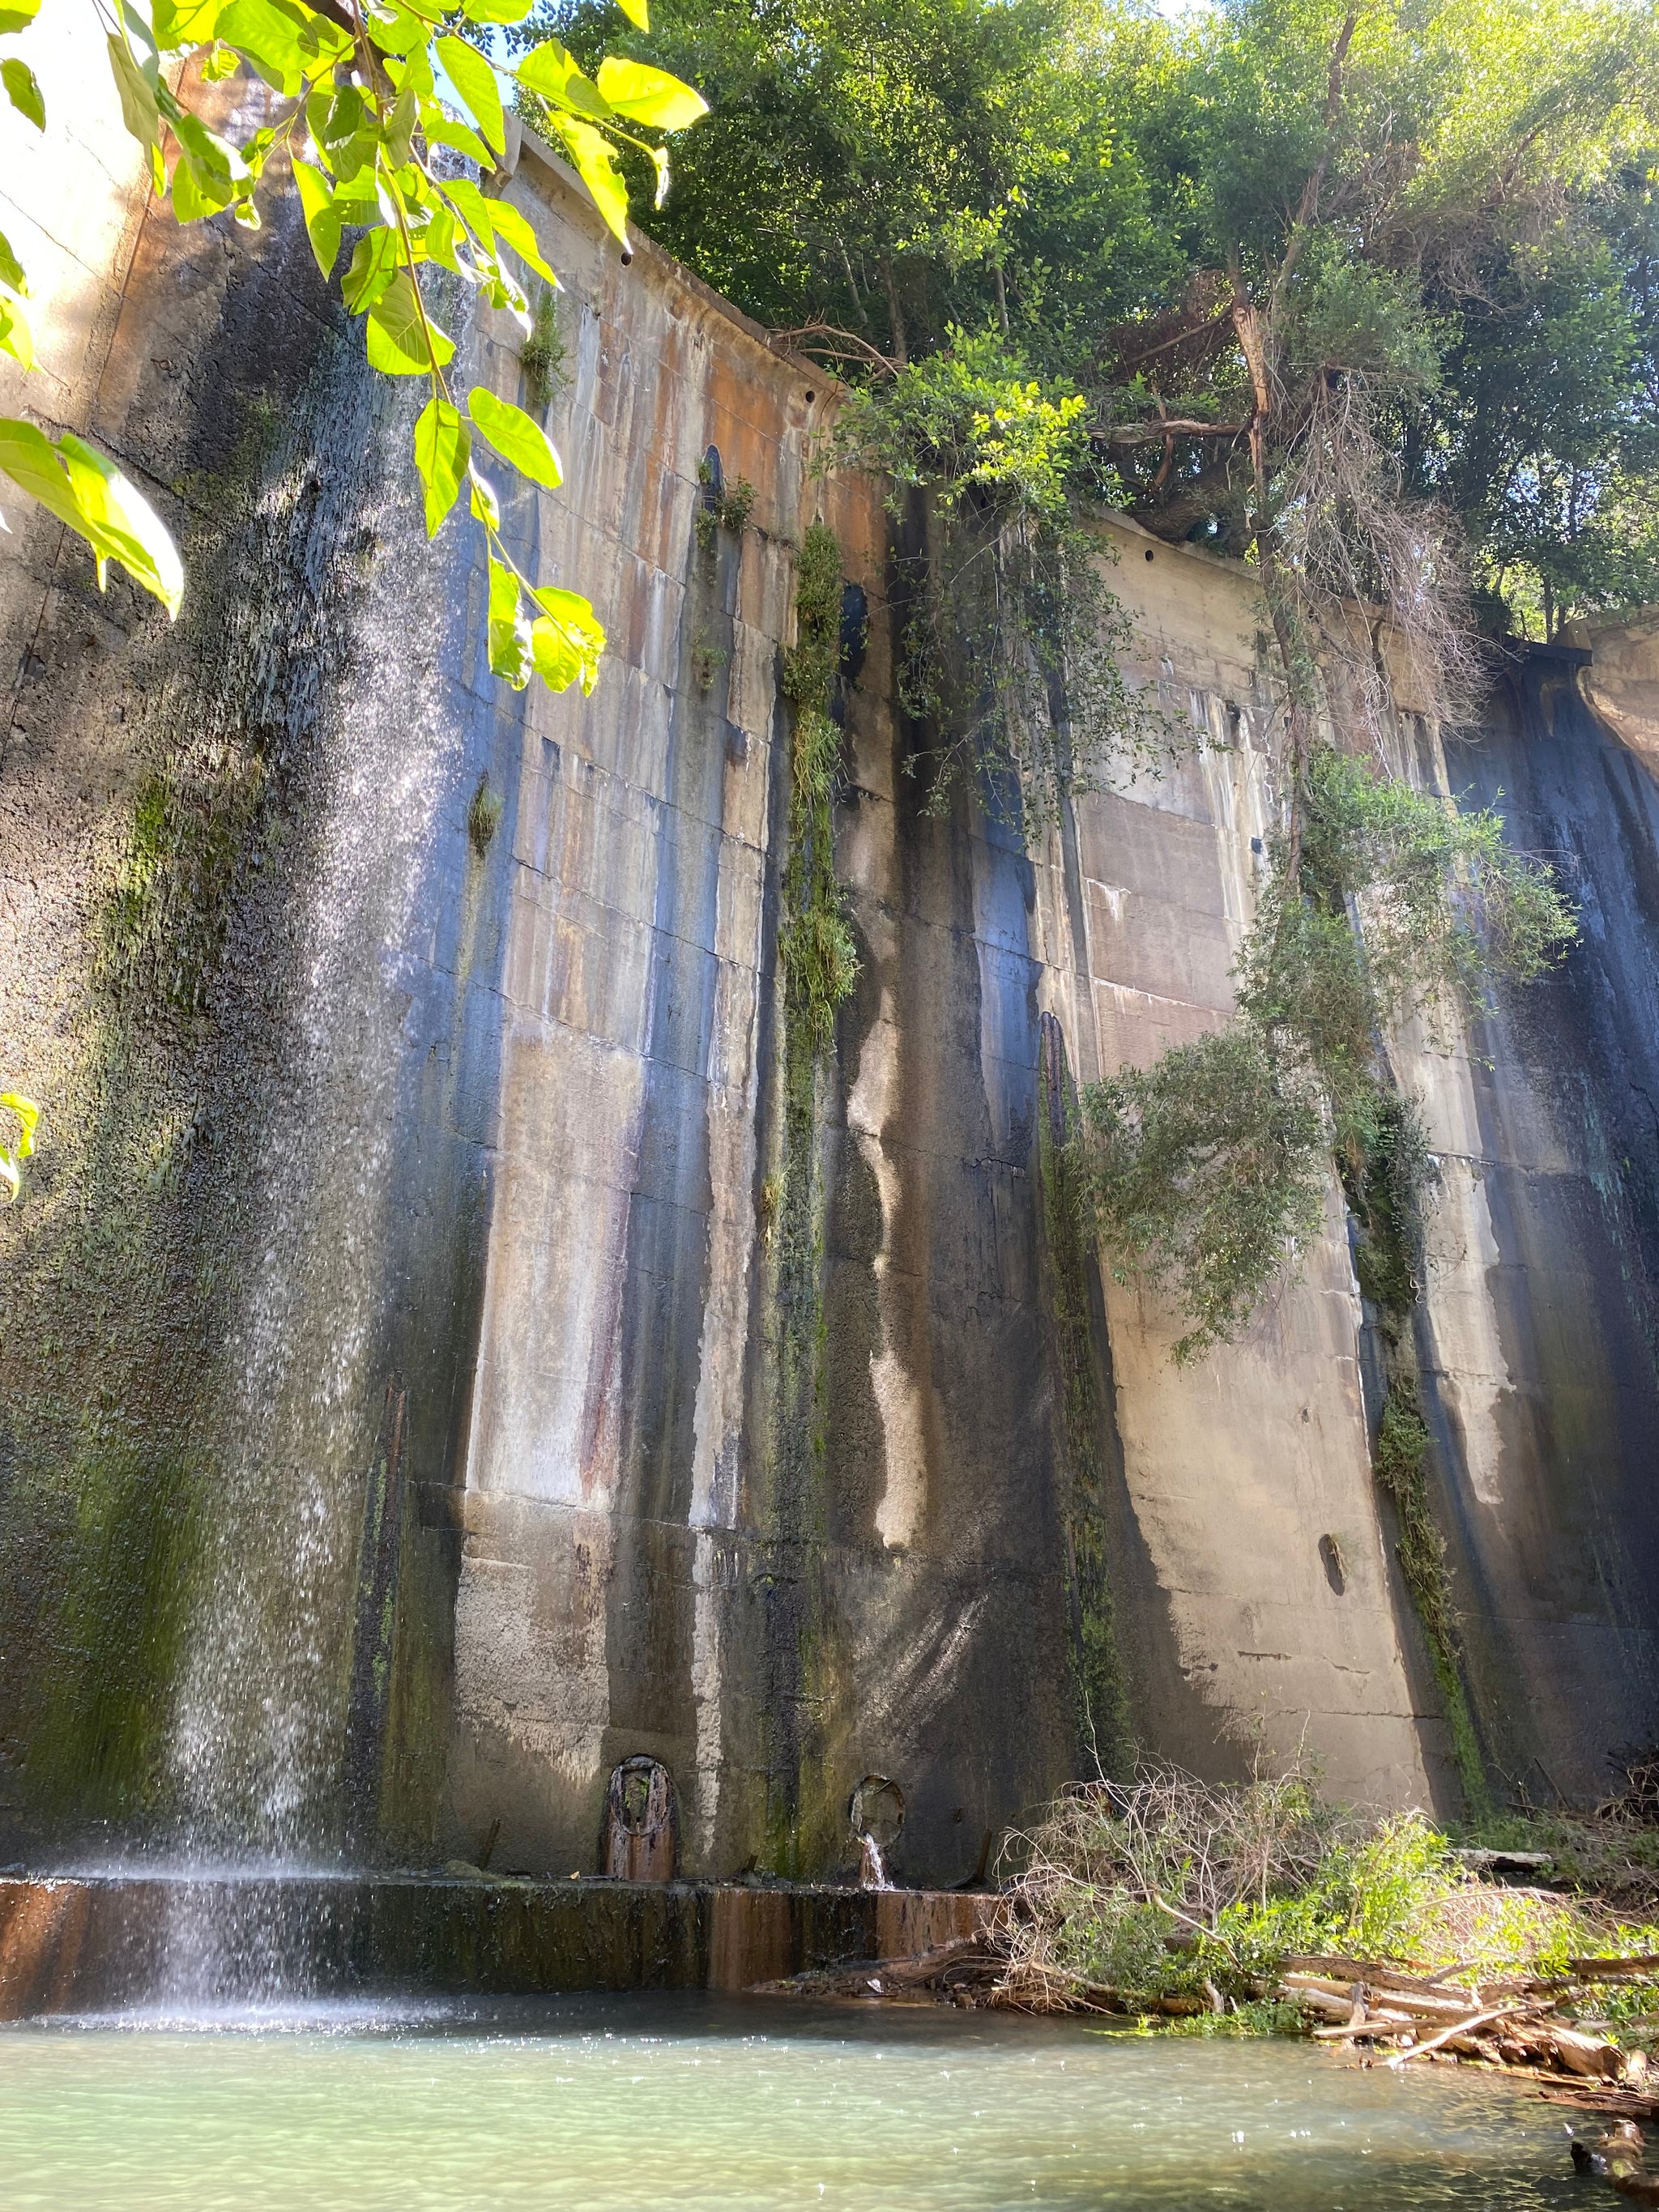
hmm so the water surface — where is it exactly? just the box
[0,1993,1585,2210]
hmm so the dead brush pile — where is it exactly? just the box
[996,1767,1344,2016]
[991,1767,1659,2108]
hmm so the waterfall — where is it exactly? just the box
[116,292,472,1993]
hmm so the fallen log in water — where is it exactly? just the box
[1273,1954,1651,2089]
[748,1932,1007,2004]
[1542,2086,1659,2120]
[1568,2121,1659,2205]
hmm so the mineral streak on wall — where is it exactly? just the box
[4,26,1659,1879]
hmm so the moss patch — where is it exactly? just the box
[1373,1376,1490,1813]
[27,1443,202,1824]
[519,289,566,414]
[1038,1021,1132,1776]
[758,522,859,1873]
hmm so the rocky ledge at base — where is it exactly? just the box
[0,1874,994,2019]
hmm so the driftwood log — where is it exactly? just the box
[1571,2121,1659,2205]
[749,1933,1008,2005]
[1272,1953,1657,2101]
[749,1926,1659,2115]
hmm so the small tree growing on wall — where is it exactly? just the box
[1079,747,1576,1365]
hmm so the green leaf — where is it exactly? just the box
[487,555,534,687]
[530,585,603,692]
[0,1093,39,1163]
[514,38,612,121]
[414,396,469,537]
[529,617,585,691]
[292,158,340,279]
[0,0,41,32]
[592,58,706,132]
[173,107,239,181]
[168,108,249,222]
[365,271,454,375]
[0,1091,41,1206]
[254,0,345,80]
[201,42,241,79]
[385,40,433,96]
[421,112,493,168]
[385,75,419,168]
[244,122,279,173]
[342,226,403,313]
[549,116,629,247]
[151,0,222,49]
[2,58,45,131]
[365,2,429,55]
[215,0,313,92]
[421,202,463,275]
[106,34,160,147]
[0,418,182,614]
[483,266,531,335]
[468,465,499,528]
[461,0,531,23]
[469,386,561,488]
[0,232,27,296]
[439,174,495,253]
[328,135,379,194]
[0,289,33,371]
[309,79,360,152]
[433,34,505,157]
[169,156,223,223]
[483,198,555,283]
[613,0,647,28]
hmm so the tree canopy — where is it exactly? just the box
[550,0,1659,635]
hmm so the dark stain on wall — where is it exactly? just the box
[1415,645,1659,1803]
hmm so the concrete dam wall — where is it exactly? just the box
[5,60,1659,1881]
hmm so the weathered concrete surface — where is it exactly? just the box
[1572,607,1659,774]
[5,11,1659,1880]
[0,1873,992,2016]
[1396,646,1659,1800]
[1021,522,1439,1808]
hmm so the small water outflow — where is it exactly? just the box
[848,1775,904,1893]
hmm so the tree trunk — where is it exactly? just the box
[881,258,908,369]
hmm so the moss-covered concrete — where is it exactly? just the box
[0,1873,992,2016]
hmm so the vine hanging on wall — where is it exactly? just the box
[834,334,1168,837]
[1077,745,1576,1365]
[778,519,859,1048]
[757,516,859,1876]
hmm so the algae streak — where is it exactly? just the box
[1038,1014,1132,1779]
[758,522,859,1873]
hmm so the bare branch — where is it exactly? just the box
[767,322,900,377]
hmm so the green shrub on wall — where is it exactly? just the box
[1077,748,1576,1365]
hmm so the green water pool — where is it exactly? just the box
[0,1994,1587,2210]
